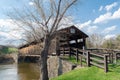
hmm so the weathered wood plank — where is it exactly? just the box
[90,57,104,63]
[90,62,104,69]
[87,52,90,67]
[104,55,108,72]
[90,53,104,58]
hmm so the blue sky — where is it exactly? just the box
[72,0,120,40]
[0,0,120,46]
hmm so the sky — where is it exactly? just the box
[0,0,120,46]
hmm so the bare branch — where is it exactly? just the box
[7,0,78,79]
[50,0,77,35]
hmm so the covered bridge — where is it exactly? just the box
[18,25,88,56]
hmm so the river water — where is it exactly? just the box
[0,63,40,80]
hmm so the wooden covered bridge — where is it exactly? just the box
[18,25,120,72]
[18,25,88,62]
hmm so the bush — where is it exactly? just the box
[0,47,18,54]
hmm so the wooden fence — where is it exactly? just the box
[114,52,120,63]
[60,47,109,72]
[87,52,108,72]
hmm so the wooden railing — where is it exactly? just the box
[87,52,108,72]
[60,47,109,72]
[114,52,120,63]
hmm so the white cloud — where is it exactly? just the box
[53,16,74,30]
[102,26,117,34]
[29,2,34,6]
[37,16,73,30]
[105,2,118,11]
[98,2,118,12]
[0,19,24,45]
[0,31,20,46]
[112,8,120,19]
[94,7,120,24]
[77,20,92,29]
[87,26,98,33]
[93,12,112,24]
[29,0,49,6]
[99,6,103,11]
[0,31,21,41]
[0,19,15,27]
[0,17,75,46]
[0,32,9,38]
[104,34,117,40]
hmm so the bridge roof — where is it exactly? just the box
[18,25,88,49]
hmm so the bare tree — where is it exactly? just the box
[116,35,120,49]
[102,38,116,49]
[8,0,77,80]
[87,34,103,48]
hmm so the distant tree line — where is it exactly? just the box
[86,34,120,49]
[0,47,18,54]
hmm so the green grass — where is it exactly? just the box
[68,56,79,64]
[51,63,120,80]
[61,56,86,66]
[0,47,18,54]
[60,56,80,64]
[7,48,18,53]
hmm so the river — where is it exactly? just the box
[0,63,40,80]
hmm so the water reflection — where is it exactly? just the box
[18,63,40,80]
[0,63,40,80]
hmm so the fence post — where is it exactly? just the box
[109,53,111,63]
[104,55,108,72]
[110,53,113,63]
[69,47,71,58]
[114,53,117,64]
[87,52,90,67]
[76,48,79,62]
[111,52,113,63]
[108,53,111,63]
[80,55,82,66]
[63,47,65,56]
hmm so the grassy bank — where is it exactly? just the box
[0,47,18,64]
[0,47,18,54]
[51,64,120,80]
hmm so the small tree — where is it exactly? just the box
[8,0,77,80]
[86,34,103,48]
[116,35,120,49]
[102,39,115,49]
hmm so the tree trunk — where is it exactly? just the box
[40,36,50,80]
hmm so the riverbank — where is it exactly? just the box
[0,53,18,64]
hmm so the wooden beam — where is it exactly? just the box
[104,55,108,72]
[76,48,79,62]
[87,52,90,67]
